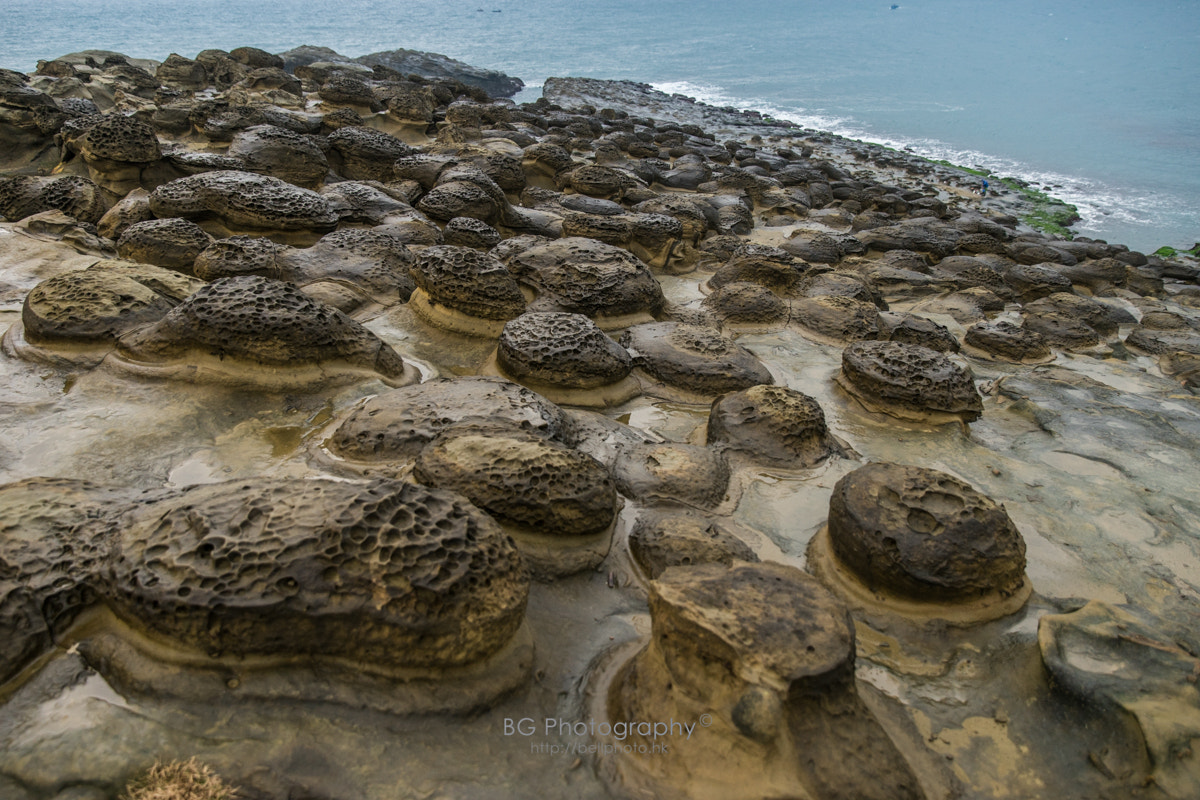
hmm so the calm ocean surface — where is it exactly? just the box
[2,0,1196,253]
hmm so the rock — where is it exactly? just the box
[0,174,108,224]
[493,312,638,407]
[148,170,338,233]
[837,340,983,423]
[811,462,1030,618]
[789,294,881,342]
[115,217,213,272]
[963,319,1053,363]
[909,286,1006,325]
[706,384,845,468]
[797,270,886,309]
[621,321,773,398]
[191,234,284,280]
[701,281,789,326]
[72,114,161,193]
[1039,601,1200,799]
[114,275,418,389]
[155,53,208,91]
[627,512,758,579]
[1003,262,1074,302]
[442,216,502,249]
[326,376,569,463]
[507,236,664,327]
[602,561,924,800]
[226,124,329,188]
[612,443,731,508]
[104,477,528,667]
[1024,292,1129,336]
[95,187,152,239]
[707,244,806,295]
[1020,308,1101,350]
[354,48,524,97]
[408,245,525,336]
[878,311,960,352]
[327,126,416,181]
[414,422,617,577]
[275,227,417,308]
[1125,325,1200,356]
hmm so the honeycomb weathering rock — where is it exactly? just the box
[226,124,329,188]
[824,462,1028,604]
[328,376,569,462]
[627,512,758,578]
[327,125,416,181]
[76,113,161,164]
[410,245,525,323]
[789,294,881,342]
[0,478,124,685]
[837,340,983,422]
[414,421,617,537]
[19,261,198,345]
[602,561,924,800]
[707,384,842,468]
[507,236,664,325]
[963,319,1053,363]
[621,321,773,396]
[497,312,632,390]
[104,478,528,667]
[148,170,339,231]
[116,217,214,272]
[0,174,108,224]
[701,281,789,325]
[114,275,417,387]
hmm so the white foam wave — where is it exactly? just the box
[651,80,1197,249]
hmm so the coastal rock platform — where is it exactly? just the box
[0,47,1199,800]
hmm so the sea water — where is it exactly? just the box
[1,0,1197,253]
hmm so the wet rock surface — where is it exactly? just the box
[0,51,1198,800]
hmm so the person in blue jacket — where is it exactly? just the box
[980,178,989,197]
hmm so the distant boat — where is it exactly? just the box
[891,3,900,8]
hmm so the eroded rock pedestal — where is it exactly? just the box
[600,561,929,800]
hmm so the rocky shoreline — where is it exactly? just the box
[1,45,1199,800]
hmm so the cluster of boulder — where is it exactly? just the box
[1,45,1199,800]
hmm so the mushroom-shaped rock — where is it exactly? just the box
[628,511,758,579]
[612,442,730,508]
[192,234,285,280]
[963,319,1054,363]
[493,312,637,407]
[601,561,924,800]
[327,125,416,181]
[326,376,569,463]
[0,174,108,224]
[148,170,338,232]
[1038,601,1200,800]
[98,477,530,700]
[408,245,525,336]
[707,384,844,468]
[621,321,774,398]
[414,422,617,577]
[443,216,502,250]
[879,311,960,352]
[226,124,329,188]
[701,281,789,326]
[810,462,1030,621]
[837,340,983,423]
[114,275,419,389]
[789,294,881,343]
[115,217,214,273]
[74,115,161,193]
[707,245,806,295]
[507,237,664,328]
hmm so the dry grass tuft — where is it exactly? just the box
[121,758,236,800]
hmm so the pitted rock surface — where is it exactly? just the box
[411,245,525,321]
[76,114,161,164]
[1021,308,1101,350]
[612,442,730,508]
[964,319,1052,362]
[443,216,502,250]
[707,246,806,295]
[1125,325,1200,356]
[798,271,885,309]
[0,478,126,684]
[278,227,417,305]
[414,422,617,537]
[328,376,569,462]
[789,294,881,342]
[21,262,189,343]
[148,170,338,231]
[497,312,632,389]
[838,340,983,421]
[192,235,285,280]
[226,124,329,188]
[0,174,108,224]
[1003,262,1074,302]
[104,478,528,667]
[827,462,1027,601]
[327,126,416,181]
[878,312,960,352]
[701,281,789,325]
[621,322,773,396]
[507,237,664,322]
[116,275,412,381]
[707,385,842,468]
[115,217,214,272]
[628,512,758,579]
[1024,292,1128,337]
